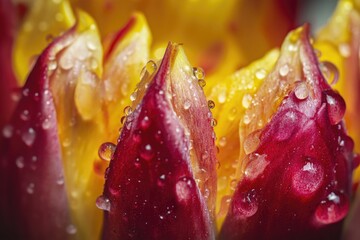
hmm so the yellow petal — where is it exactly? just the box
[102,12,151,141]
[46,11,104,240]
[209,49,279,227]
[315,0,360,181]
[13,0,75,84]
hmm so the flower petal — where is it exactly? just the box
[1,30,72,240]
[13,0,75,84]
[102,12,151,141]
[44,11,104,239]
[220,25,354,240]
[100,43,217,239]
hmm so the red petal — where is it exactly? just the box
[0,35,72,240]
[100,43,216,239]
[220,25,354,240]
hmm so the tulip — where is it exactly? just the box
[1,0,359,240]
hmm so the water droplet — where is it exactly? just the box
[255,69,267,80]
[292,158,324,196]
[208,100,215,109]
[315,192,349,224]
[96,195,111,211]
[219,136,227,147]
[183,100,191,110]
[175,177,194,203]
[48,60,57,71]
[2,124,13,138]
[56,176,65,186]
[321,61,339,85]
[243,114,251,125]
[244,153,269,180]
[16,156,25,168]
[193,67,205,79]
[232,189,258,218]
[198,79,206,88]
[42,118,51,130]
[243,131,261,155]
[22,128,36,146]
[98,142,116,161]
[130,91,137,101]
[140,144,155,160]
[294,81,309,100]
[140,116,151,130]
[20,109,30,121]
[279,64,289,77]
[242,94,252,109]
[218,91,227,104]
[157,174,166,187]
[145,60,157,74]
[59,56,73,70]
[86,41,97,51]
[27,183,35,194]
[218,195,232,217]
[210,118,217,127]
[66,224,77,235]
[123,106,133,116]
[325,90,346,125]
[338,43,350,58]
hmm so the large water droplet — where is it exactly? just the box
[2,124,13,138]
[208,100,215,109]
[255,69,266,80]
[232,189,258,218]
[123,106,133,116]
[321,61,339,85]
[314,192,349,224]
[16,156,25,169]
[325,90,346,125]
[198,79,206,88]
[294,81,309,100]
[193,67,205,79]
[279,64,289,77]
[140,144,155,160]
[96,195,111,211]
[292,158,324,196]
[243,131,261,155]
[66,224,77,235]
[145,60,157,74]
[338,43,350,58]
[175,177,194,203]
[98,142,116,161]
[244,153,269,180]
[22,128,36,146]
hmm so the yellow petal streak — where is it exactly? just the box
[14,0,75,84]
[47,11,104,240]
[102,12,151,142]
[316,0,360,181]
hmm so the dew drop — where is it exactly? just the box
[210,118,217,127]
[325,90,346,125]
[279,64,289,77]
[157,174,166,187]
[48,60,57,71]
[140,116,151,130]
[321,61,339,85]
[20,109,30,121]
[255,69,267,80]
[66,224,77,235]
[219,136,227,147]
[193,67,205,79]
[338,43,350,58]
[183,100,191,110]
[140,144,155,160]
[27,183,35,194]
[292,158,324,196]
[294,81,309,100]
[243,114,251,125]
[22,128,36,146]
[244,153,269,180]
[98,142,116,161]
[96,195,111,211]
[218,91,227,104]
[208,100,215,109]
[130,91,137,101]
[59,56,73,70]
[145,60,157,74]
[120,116,126,124]
[56,176,65,186]
[123,106,133,116]
[16,156,25,168]
[175,177,194,203]
[315,192,349,224]
[198,79,206,88]
[2,124,13,138]
[42,118,51,130]
[242,94,252,109]
[232,189,258,218]
[243,131,261,155]
[86,41,97,51]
